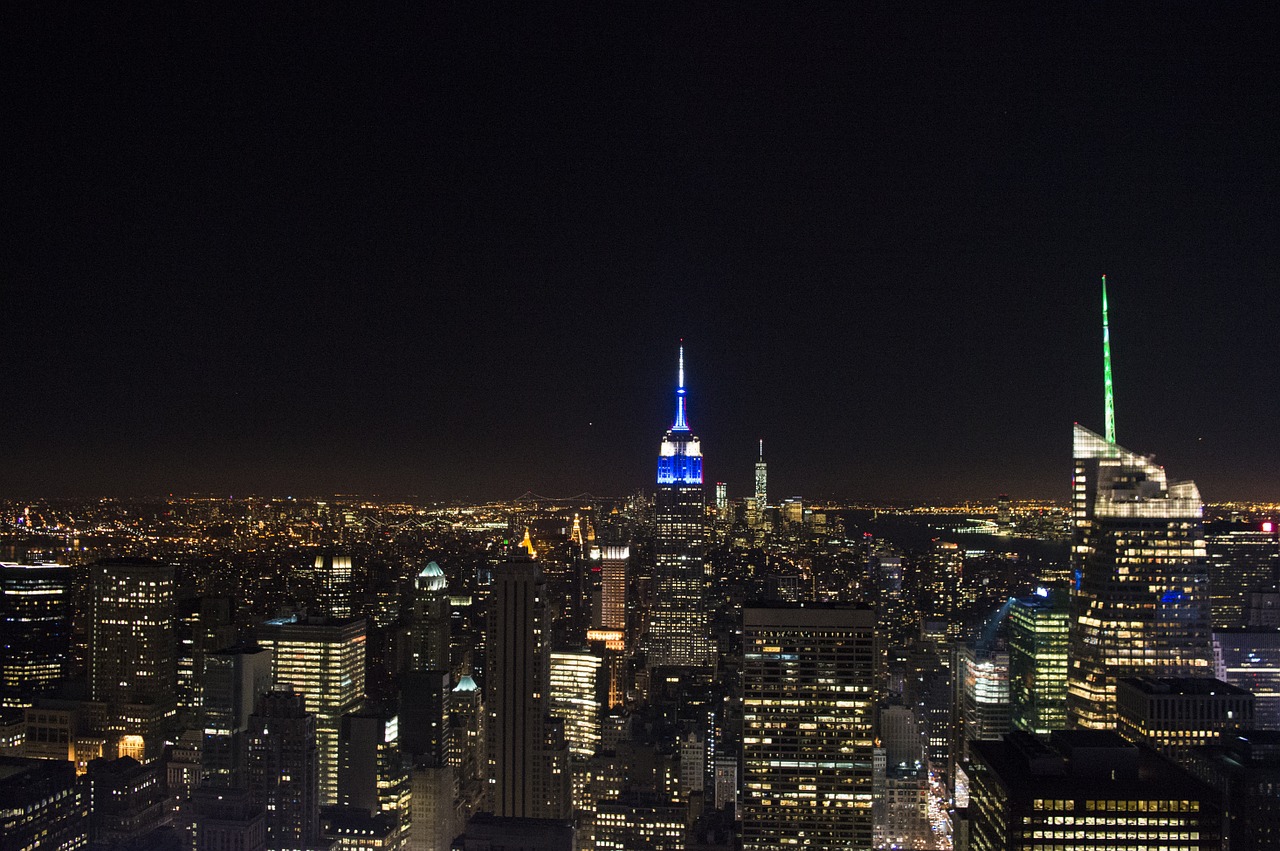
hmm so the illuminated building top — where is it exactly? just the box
[657,345,703,486]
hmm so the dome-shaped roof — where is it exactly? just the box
[452,675,478,693]
[416,561,447,592]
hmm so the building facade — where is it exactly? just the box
[741,604,876,850]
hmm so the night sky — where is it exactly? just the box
[8,5,1279,501]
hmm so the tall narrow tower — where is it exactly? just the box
[645,346,712,668]
[1067,278,1211,728]
[754,439,767,510]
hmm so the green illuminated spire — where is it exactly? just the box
[1102,275,1116,444]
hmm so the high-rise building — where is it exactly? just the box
[257,616,366,805]
[0,562,71,708]
[754,439,767,511]
[714,482,727,513]
[645,347,712,668]
[316,554,354,619]
[968,730,1223,851]
[177,597,238,722]
[338,709,411,847]
[1207,521,1280,629]
[1115,676,1253,756]
[597,546,628,634]
[247,686,321,851]
[486,551,568,819]
[548,650,603,760]
[1068,280,1212,729]
[201,643,273,788]
[1008,588,1069,735]
[90,558,178,759]
[412,561,451,673]
[953,642,1012,789]
[1213,627,1280,728]
[741,604,876,850]
[1067,424,1211,728]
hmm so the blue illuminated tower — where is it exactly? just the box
[645,346,713,668]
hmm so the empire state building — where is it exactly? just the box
[645,346,713,668]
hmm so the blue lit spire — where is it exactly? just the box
[673,344,689,431]
[657,344,703,486]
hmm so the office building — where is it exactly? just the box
[1009,588,1069,734]
[595,795,686,851]
[548,650,603,760]
[0,562,70,708]
[339,709,411,847]
[741,604,876,850]
[1207,521,1280,629]
[968,730,1222,851]
[954,642,1012,778]
[646,346,712,668]
[486,551,569,819]
[412,561,451,673]
[257,616,366,805]
[0,755,88,850]
[1214,628,1280,728]
[316,553,354,619]
[177,597,239,721]
[1068,281,1213,729]
[90,558,178,759]
[1068,424,1211,729]
[246,686,321,851]
[597,546,628,634]
[202,643,273,788]
[1115,676,1253,755]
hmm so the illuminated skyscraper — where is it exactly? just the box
[549,650,603,760]
[1067,279,1212,729]
[412,561,451,673]
[741,604,876,850]
[90,558,177,760]
[645,346,712,668]
[316,554,354,619]
[257,616,366,805]
[597,546,628,635]
[1008,589,1069,735]
[754,439,767,511]
[0,562,70,708]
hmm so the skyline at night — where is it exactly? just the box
[9,6,1278,501]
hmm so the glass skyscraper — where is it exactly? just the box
[1067,424,1212,729]
[645,347,712,668]
[0,562,70,708]
[1009,588,1069,734]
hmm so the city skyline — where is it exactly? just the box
[9,6,1278,502]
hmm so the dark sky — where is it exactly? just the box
[7,4,1279,502]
